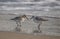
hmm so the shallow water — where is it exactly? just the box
[0,0,60,36]
[0,14,60,36]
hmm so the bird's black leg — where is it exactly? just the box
[33,23,42,33]
[15,20,21,32]
[16,20,19,27]
[19,21,22,27]
[38,23,41,33]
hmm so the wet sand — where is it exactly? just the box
[0,32,60,39]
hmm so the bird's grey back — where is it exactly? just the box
[11,17,21,21]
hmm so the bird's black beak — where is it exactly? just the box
[30,16,34,20]
[30,17,33,19]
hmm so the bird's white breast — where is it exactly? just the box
[21,18,26,22]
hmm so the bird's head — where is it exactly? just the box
[21,15,29,20]
[22,15,27,18]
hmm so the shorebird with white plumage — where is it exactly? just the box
[30,16,48,33]
[11,15,29,32]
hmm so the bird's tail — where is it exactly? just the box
[10,17,19,20]
[10,18,15,20]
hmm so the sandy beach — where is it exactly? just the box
[0,31,60,39]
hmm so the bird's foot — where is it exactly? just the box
[33,30,42,33]
[15,27,21,32]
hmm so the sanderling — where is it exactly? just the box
[11,15,29,32]
[30,16,48,33]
